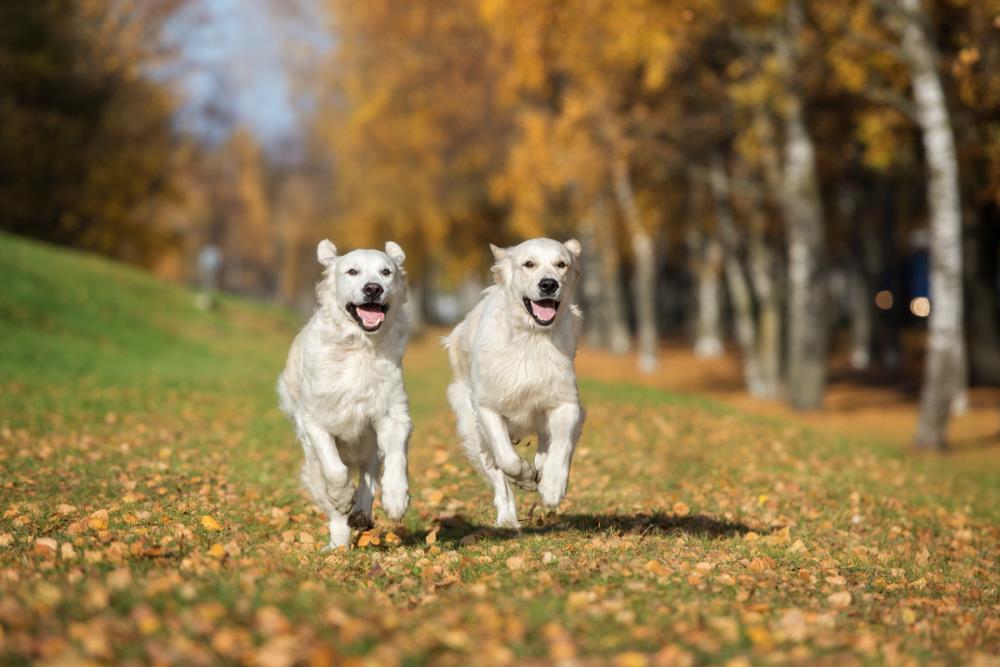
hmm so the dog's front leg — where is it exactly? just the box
[538,402,583,508]
[299,417,354,549]
[477,406,538,490]
[375,412,411,521]
[300,418,355,516]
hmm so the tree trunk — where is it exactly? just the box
[580,193,630,353]
[689,223,725,358]
[579,202,606,347]
[612,156,658,372]
[840,188,872,371]
[743,201,784,399]
[748,114,785,399]
[846,254,872,370]
[872,174,903,372]
[898,0,965,450]
[599,200,632,354]
[709,155,761,391]
[778,0,827,410]
[965,203,1000,385]
[405,280,426,336]
[276,216,303,306]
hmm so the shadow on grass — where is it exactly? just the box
[417,511,759,547]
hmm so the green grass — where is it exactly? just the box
[0,232,997,666]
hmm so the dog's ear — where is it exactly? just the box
[564,238,582,258]
[317,239,338,267]
[385,241,406,266]
[489,243,511,285]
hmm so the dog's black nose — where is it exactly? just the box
[363,283,384,300]
[538,278,559,295]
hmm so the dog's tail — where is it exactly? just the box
[446,381,490,479]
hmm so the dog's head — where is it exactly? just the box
[315,239,407,334]
[490,237,582,328]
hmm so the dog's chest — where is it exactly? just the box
[306,351,399,435]
[474,335,575,421]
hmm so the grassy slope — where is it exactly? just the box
[0,233,996,666]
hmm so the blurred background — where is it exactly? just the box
[1,0,997,449]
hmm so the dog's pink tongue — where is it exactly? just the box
[357,304,385,328]
[531,300,557,321]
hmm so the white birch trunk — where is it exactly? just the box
[691,228,725,359]
[899,0,965,449]
[599,206,632,355]
[710,155,762,391]
[779,0,827,410]
[612,156,658,373]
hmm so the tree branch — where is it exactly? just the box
[861,84,919,122]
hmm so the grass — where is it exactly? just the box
[0,232,997,666]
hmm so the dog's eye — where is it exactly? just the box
[523,261,535,269]
[381,268,391,277]
[347,268,359,276]
[556,261,567,269]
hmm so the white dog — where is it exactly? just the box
[444,238,585,528]
[278,240,412,549]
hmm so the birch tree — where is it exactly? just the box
[895,0,965,450]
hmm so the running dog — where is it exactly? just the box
[444,238,585,528]
[278,240,411,549]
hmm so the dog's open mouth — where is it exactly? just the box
[347,302,389,332]
[523,297,559,326]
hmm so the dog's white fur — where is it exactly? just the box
[278,240,412,549]
[444,238,585,528]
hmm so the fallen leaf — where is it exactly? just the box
[357,531,380,548]
[33,537,58,556]
[827,591,852,608]
[201,515,222,531]
[614,651,650,667]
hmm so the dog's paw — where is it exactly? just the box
[347,509,374,530]
[381,487,409,521]
[538,470,567,508]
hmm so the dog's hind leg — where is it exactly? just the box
[349,452,379,531]
[447,382,489,477]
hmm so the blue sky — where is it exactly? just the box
[165,0,329,152]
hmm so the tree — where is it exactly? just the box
[894,0,965,450]
[776,0,829,410]
[0,0,186,263]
